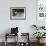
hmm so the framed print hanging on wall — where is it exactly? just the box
[10,7,26,20]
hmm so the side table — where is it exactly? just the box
[4,33,18,46]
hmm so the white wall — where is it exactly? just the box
[0,0,37,42]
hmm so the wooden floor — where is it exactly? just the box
[0,42,46,46]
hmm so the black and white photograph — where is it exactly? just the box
[10,7,26,20]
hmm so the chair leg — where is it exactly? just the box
[4,33,7,46]
[4,41,7,46]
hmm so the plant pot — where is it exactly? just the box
[37,39,40,43]
[37,39,45,44]
[40,38,45,43]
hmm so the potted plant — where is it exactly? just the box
[33,32,46,43]
[32,25,46,43]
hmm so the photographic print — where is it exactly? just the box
[10,7,26,20]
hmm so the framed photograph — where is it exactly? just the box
[10,7,26,20]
